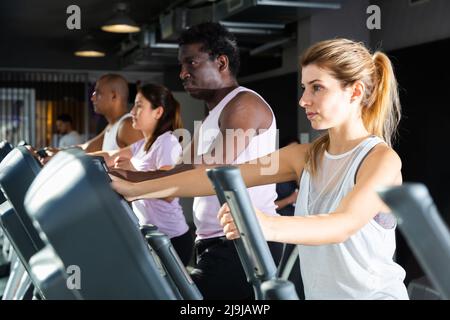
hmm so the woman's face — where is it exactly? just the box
[299,64,355,131]
[130,92,162,134]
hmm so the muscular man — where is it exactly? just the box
[111,22,282,300]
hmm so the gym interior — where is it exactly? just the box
[0,0,449,303]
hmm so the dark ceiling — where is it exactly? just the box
[0,0,342,74]
[0,0,180,70]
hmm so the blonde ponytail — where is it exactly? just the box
[365,52,401,147]
[304,133,330,176]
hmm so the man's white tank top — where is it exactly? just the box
[295,135,409,299]
[194,86,279,240]
[101,113,132,151]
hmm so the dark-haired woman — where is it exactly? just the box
[91,83,193,266]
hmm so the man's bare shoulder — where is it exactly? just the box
[221,91,272,129]
[118,117,134,133]
[228,91,270,111]
[117,116,143,147]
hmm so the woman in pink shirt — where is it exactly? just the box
[92,83,193,266]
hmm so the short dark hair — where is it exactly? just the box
[178,22,240,77]
[56,113,73,124]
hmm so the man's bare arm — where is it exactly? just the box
[80,130,105,153]
[116,117,143,148]
[109,163,197,182]
[212,91,273,164]
[111,92,272,182]
[111,144,304,201]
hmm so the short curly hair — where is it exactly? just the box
[178,22,240,77]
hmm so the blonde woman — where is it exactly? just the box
[111,39,408,299]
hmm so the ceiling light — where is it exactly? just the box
[74,35,106,57]
[101,2,141,33]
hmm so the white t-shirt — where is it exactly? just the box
[58,131,82,148]
[130,132,188,239]
[295,136,408,300]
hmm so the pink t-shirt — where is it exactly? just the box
[130,132,188,238]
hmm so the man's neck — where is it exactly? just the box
[205,83,239,111]
[105,109,127,126]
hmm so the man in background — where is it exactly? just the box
[55,113,82,148]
